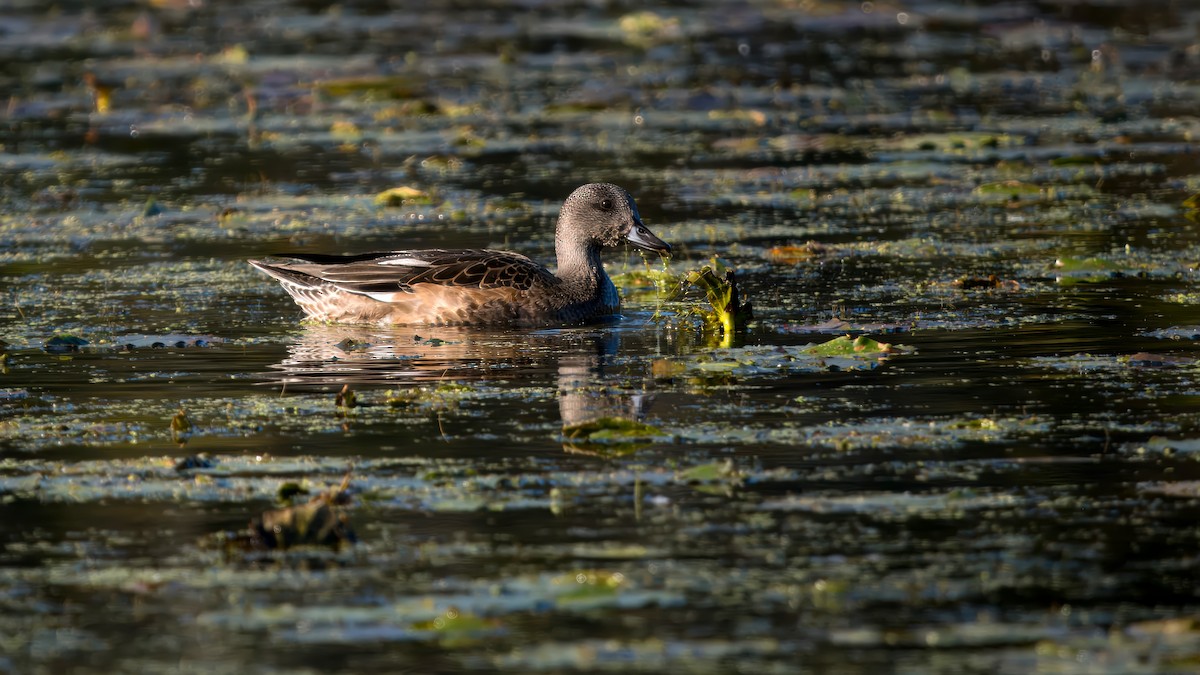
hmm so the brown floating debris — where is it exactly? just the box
[247,475,356,551]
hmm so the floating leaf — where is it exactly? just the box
[411,608,500,646]
[803,334,909,358]
[44,334,88,353]
[561,416,664,456]
[678,459,740,484]
[1054,256,1128,284]
[766,241,827,265]
[412,607,496,633]
[316,75,421,99]
[1054,257,1122,272]
[1125,352,1196,367]
[385,384,469,412]
[374,186,432,207]
[563,417,663,443]
[554,571,626,604]
[974,180,1043,201]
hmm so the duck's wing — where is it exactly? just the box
[252,249,557,296]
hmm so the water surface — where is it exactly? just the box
[3,1,1200,672]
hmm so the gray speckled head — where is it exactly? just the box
[556,183,671,255]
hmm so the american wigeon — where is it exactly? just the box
[249,183,671,326]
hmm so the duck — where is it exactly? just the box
[249,183,671,326]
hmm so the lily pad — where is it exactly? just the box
[1054,256,1129,284]
[678,459,740,484]
[562,417,664,444]
[802,334,912,358]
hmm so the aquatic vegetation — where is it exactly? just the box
[316,75,422,100]
[43,335,88,353]
[335,384,357,410]
[168,406,192,444]
[561,416,666,456]
[651,335,913,382]
[1185,192,1200,224]
[802,334,912,358]
[683,258,754,342]
[373,186,434,207]
[410,609,501,647]
[610,266,684,302]
[765,241,828,265]
[237,475,356,552]
[1053,255,1130,284]
[384,383,472,413]
[677,458,740,486]
[618,11,683,47]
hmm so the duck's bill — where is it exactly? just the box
[626,223,672,256]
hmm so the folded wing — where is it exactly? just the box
[251,249,558,297]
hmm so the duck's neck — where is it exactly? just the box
[555,236,618,311]
[555,237,606,290]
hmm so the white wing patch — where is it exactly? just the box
[379,257,434,267]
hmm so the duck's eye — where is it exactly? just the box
[600,199,613,210]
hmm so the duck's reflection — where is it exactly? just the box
[267,324,656,453]
[270,324,558,385]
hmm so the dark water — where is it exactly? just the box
[3,1,1200,672]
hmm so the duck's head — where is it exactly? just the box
[559,183,671,257]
